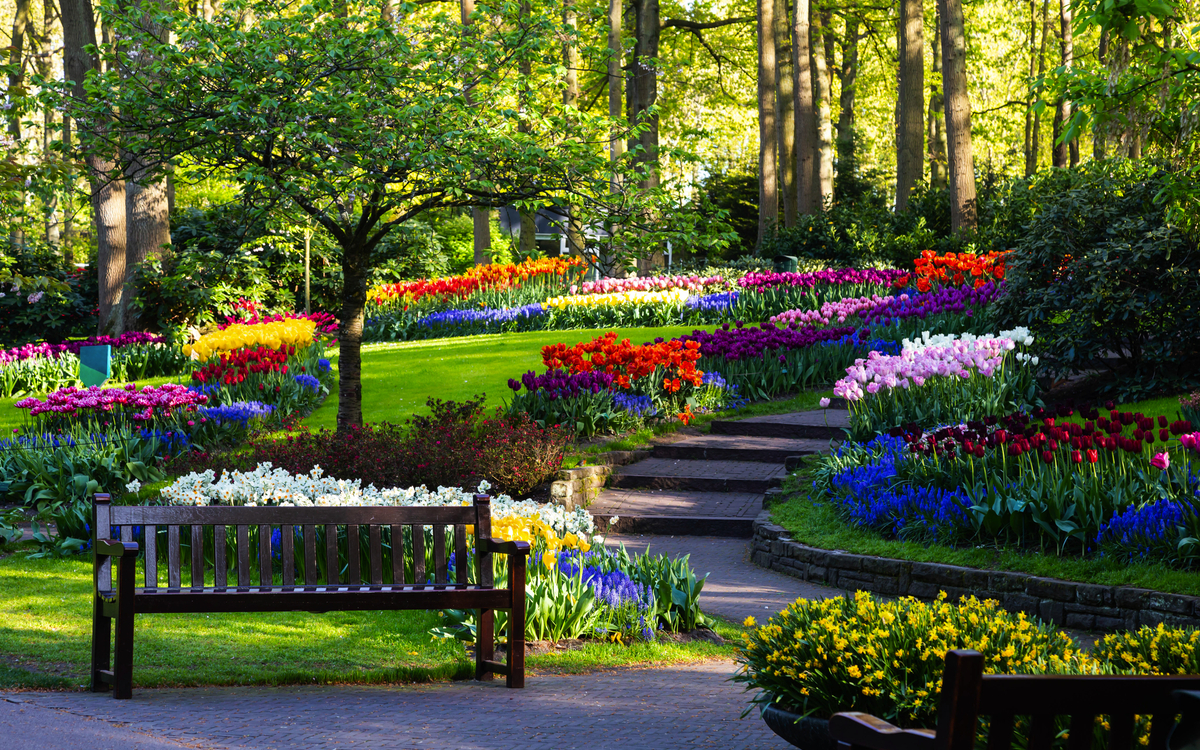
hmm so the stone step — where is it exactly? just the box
[653,434,830,463]
[710,409,849,440]
[589,489,762,538]
[609,458,786,493]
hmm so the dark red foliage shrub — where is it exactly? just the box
[164,395,569,496]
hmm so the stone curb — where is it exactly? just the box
[752,512,1200,631]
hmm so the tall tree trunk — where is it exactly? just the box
[633,0,661,273]
[1031,0,1049,173]
[563,0,584,259]
[774,0,796,228]
[336,243,369,432]
[811,7,834,203]
[938,0,977,232]
[39,0,60,248]
[928,15,946,189]
[1023,0,1037,176]
[7,0,32,251]
[459,0,491,265]
[1093,28,1108,160]
[608,0,624,165]
[756,0,779,251]
[517,4,537,258]
[836,14,859,174]
[1053,0,1073,167]
[792,0,818,215]
[61,0,127,333]
[123,0,172,332]
[896,0,924,211]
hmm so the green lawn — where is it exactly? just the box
[0,545,738,690]
[302,326,715,429]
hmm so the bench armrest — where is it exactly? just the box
[829,712,936,750]
[484,538,531,556]
[96,538,140,558]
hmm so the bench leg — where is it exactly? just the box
[112,557,136,699]
[475,608,494,682]
[507,558,525,689]
[90,595,111,693]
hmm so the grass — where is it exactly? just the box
[302,326,715,430]
[0,544,739,691]
[771,464,1200,598]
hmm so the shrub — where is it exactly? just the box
[187,396,569,496]
[995,161,1200,399]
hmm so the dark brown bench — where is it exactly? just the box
[91,492,529,699]
[831,649,1200,750]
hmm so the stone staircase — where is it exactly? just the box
[588,407,849,538]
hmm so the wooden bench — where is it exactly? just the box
[831,649,1200,750]
[91,492,529,699]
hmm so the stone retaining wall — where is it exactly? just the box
[550,450,649,510]
[753,512,1200,631]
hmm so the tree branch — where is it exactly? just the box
[660,16,753,31]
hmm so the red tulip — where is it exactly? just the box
[1071,450,1082,463]
[1087,449,1098,463]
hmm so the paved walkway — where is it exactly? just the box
[3,661,792,749]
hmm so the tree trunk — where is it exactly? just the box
[774,0,796,228]
[938,0,977,232]
[608,0,624,165]
[1031,0,1049,173]
[811,7,834,203]
[1022,0,1036,175]
[563,0,584,258]
[633,0,661,273]
[39,0,60,248]
[792,0,817,215]
[836,14,859,173]
[61,0,127,333]
[336,244,369,432]
[896,0,924,211]
[1053,0,1073,168]
[928,15,946,190]
[756,0,779,251]
[7,0,32,251]
[1093,28,1108,160]
[460,0,491,265]
[517,9,538,260]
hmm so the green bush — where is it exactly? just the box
[995,161,1200,398]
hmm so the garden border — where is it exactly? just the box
[551,450,650,510]
[752,512,1200,632]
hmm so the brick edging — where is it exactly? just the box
[551,450,651,510]
[752,512,1200,632]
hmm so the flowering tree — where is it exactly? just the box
[77,0,643,431]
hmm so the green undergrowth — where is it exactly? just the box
[771,465,1200,598]
[0,546,739,691]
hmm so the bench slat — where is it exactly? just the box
[325,524,337,585]
[454,525,467,584]
[475,495,493,588]
[282,525,295,587]
[237,525,250,588]
[144,525,157,589]
[1109,713,1135,750]
[1067,713,1092,750]
[985,713,1014,750]
[369,525,382,586]
[258,524,271,586]
[304,525,317,585]
[191,525,204,588]
[132,585,513,615]
[347,525,361,585]
[168,526,181,588]
[411,525,425,584]
[1028,714,1054,750]
[389,524,403,584]
[1149,714,1173,750]
[110,505,475,526]
[214,526,226,588]
[433,524,447,584]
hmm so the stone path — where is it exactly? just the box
[590,407,847,537]
[3,661,794,749]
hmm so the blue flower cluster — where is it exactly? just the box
[1095,498,1187,562]
[701,371,728,389]
[295,374,321,392]
[686,291,739,314]
[0,428,190,456]
[613,392,658,417]
[559,551,652,611]
[823,436,971,544]
[417,304,546,330]
[317,358,332,373]
[820,329,902,356]
[199,401,274,426]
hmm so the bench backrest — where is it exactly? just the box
[93,493,495,592]
[936,650,1200,750]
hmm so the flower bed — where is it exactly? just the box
[892,250,1008,293]
[184,318,319,361]
[0,332,189,397]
